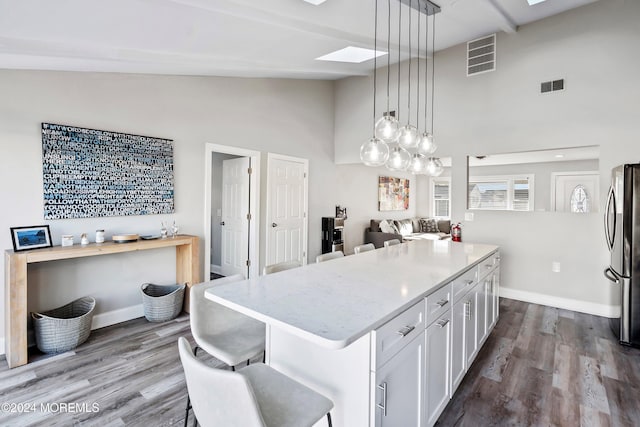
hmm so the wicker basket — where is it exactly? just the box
[141,283,185,322]
[31,296,96,354]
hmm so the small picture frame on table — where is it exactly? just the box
[10,225,53,252]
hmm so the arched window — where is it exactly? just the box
[570,185,590,213]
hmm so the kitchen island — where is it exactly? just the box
[205,240,500,426]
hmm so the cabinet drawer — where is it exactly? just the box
[478,252,500,280]
[425,284,452,326]
[451,267,478,303]
[373,301,425,369]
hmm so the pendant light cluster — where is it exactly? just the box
[360,0,443,177]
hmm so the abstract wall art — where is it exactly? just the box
[41,123,174,220]
[378,176,410,211]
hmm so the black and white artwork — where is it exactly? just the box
[42,123,174,220]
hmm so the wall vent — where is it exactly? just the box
[467,34,496,76]
[541,79,565,93]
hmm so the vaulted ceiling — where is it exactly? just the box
[0,0,598,79]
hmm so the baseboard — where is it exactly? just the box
[91,304,145,330]
[499,287,620,318]
[211,264,222,275]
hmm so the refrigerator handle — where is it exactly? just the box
[604,185,615,250]
[603,267,620,284]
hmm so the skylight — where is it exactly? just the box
[315,47,387,64]
[303,0,327,4]
[527,0,547,5]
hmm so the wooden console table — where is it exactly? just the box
[4,234,200,368]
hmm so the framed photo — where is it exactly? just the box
[10,225,53,252]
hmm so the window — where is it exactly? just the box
[468,175,534,211]
[431,178,451,218]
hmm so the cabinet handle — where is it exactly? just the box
[436,299,449,308]
[464,280,474,285]
[485,264,493,269]
[464,301,472,319]
[396,325,415,337]
[377,382,387,416]
[437,318,450,328]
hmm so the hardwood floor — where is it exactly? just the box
[0,314,234,427]
[0,299,638,426]
[436,298,640,427]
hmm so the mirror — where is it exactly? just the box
[467,146,600,213]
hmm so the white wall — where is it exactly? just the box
[334,0,640,315]
[0,70,336,348]
[334,164,418,254]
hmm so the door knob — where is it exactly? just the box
[272,223,278,227]
[220,221,225,226]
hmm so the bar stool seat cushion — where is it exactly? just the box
[240,364,334,427]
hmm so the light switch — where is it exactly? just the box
[552,261,561,273]
[217,209,222,217]
[464,212,474,221]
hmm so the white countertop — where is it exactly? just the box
[205,240,498,349]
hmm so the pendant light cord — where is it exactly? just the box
[431,11,436,135]
[406,0,412,124]
[386,0,391,115]
[416,4,420,127]
[372,0,378,134]
[397,1,401,123]
[424,7,428,133]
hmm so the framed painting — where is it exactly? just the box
[378,176,409,211]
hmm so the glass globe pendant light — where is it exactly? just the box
[425,157,443,176]
[416,131,436,155]
[386,145,411,171]
[418,10,438,156]
[408,153,426,175]
[361,136,390,167]
[374,0,399,144]
[360,0,390,167]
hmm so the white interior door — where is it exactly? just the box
[266,154,308,267]
[552,172,599,213]
[221,157,250,277]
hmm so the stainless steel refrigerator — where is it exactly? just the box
[604,164,640,347]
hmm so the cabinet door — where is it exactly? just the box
[450,299,466,395]
[426,313,451,427]
[476,281,487,346]
[485,275,495,334]
[492,267,500,326]
[373,332,425,427]
[464,293,477,368]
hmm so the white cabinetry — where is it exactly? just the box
[372,301,426,427]
[450,297,467,394]
[425,311,451,426]
[450,252,501,398]
[372,332,426,427]
[372,252,500,427]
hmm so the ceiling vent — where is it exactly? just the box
[467,34,496,76]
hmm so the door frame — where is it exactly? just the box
[265,152,309,266]
[204,143,261,280]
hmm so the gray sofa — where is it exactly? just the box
[364,218,451,248]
